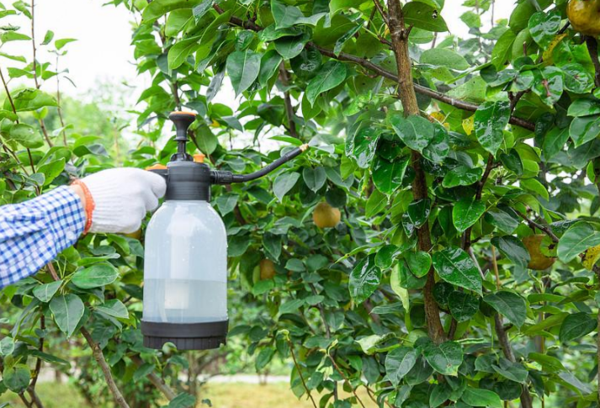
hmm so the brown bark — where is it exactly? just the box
[386,0,445,344]
[81,328,130,408]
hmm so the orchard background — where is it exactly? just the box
[3,0,600,407]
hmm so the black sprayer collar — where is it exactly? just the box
[148,111,309,202]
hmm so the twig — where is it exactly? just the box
[287,339,317,408]
[490,249,533,408]
[55,55,68,146]
[491,246,500,290]
[585,36,600,88]
[30,0,52,147]
[371,0,389,25]
[131,355,176,401]
[278,63,298,139]
[80,328,130,408]
[327,353,366,408]
[515,211,559,243]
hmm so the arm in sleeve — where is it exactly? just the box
[0,186,86,288]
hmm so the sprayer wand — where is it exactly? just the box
[210,143,309,184]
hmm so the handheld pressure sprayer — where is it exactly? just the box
[141,111,308,350]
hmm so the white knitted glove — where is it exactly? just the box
[80,168,166,234]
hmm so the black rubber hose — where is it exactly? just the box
[211,144,308,185]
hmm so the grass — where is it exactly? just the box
[0,381,377,407]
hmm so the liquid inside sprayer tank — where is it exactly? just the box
[143,201,228,324]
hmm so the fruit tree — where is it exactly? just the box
[4,0,600,407]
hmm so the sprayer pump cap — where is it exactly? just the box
[165,161,211,201]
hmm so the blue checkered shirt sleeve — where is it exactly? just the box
[0,186,85,288]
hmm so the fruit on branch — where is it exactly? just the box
[312,202,341,228]
[582,244,600,270]
[567,0,600,36]
[260,259,276,280]
[523,234,556,270]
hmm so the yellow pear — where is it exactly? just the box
[259,259,276,280]
[567,0,600,36]
[312,202,341,228]
[523,234,556,270]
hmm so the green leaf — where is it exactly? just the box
[168,393,197,408]
[255,347,275,371]
[334,24,361,56]
[352,127,380,169]
[192,0,214,20]
[452,198,486,233]
[442,166,482,188]
[405,251,432,278]
[448,291,480,322]
[474,101,510,157]
[461,388,502,408]
[38,158,66,186]
[0,336,14,356]
[492,358,528,383]
[168,35,200,70]
[258,50,283,86]
[3,364,30,393]
[7,123,43,148]
[349,256,381,303]
[389,114,435,153]
[542,126,570,159]
[432,247,482,295]
[402,2,448,32]
[303,166,326,192]
[50,294,84,338]
[528,11,561,48]
[96,299,129,319]
[423,341,463,376]
[33,280,62,303]
[567,98,600,117]
[372,156,408,194]
[55,38,77,50]
[491,29,516,69]
[521,178,549,201]
[557,223,600,262]
[8,88,57,112]
[72,263,119,289]
[142,0,200,22]
[562,63,594,94]
[483,291,527,328]
[195,124,218,154]
[271,0,326,29]
[273,172,300,201]
[491,236,530,270]
[569,116,600,148]
[275,33,310,60]
[226,50,261,95]
[385,347,418,385]
[533,67,564,106]
[306,61,347,106]
[420,48,469,70]
[559,312,598,342]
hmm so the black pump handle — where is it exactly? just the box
[170,111,196,161]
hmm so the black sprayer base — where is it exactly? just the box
[141,319,228,350]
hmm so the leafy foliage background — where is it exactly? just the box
[2,0,600,407]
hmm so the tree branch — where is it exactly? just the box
[586,36,600,88]
[209,7,537,132]
[131,355,177,401]
[278,63,298,139]
[515,211,559,243]
[287,339,318,408]
[80,328,130,408]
